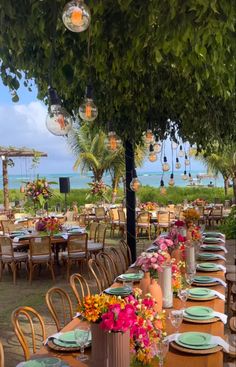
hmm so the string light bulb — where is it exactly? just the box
[168,173,175,186]
[153,142,161,153]
[130,169,141,192]
[189,173,193,182]
[175,158,181,169]
[106,131,121,151]
[62,0,91,33]
[162,156,170,171]
[20,185,25,193]
[178,145,184,157]
[171,141,178,149]
[185,154,190,166]
[160,179,167,195]
[182,170,188,180]
[46,87,72,136]
[189,145,197,157]
[145,129,154,144]
[148,144,157,162]
[79,85,98,122]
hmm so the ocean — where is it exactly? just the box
[0,171,224,190]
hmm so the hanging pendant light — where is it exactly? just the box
[178,145,184,157]
[175,157,181,169]
[185,154,190,166]
[145,129,154,144]
[20,185,25,193]
[168,173,175,187]
[153,141,161,153]
[160,179,167,195]
[182,170,188,180]
[162,156,170,171]
[130,169,141,192]
[106,131,121,151]
[46,87,72,136]
[188,173,193,182]
[171,141,178,150]
[62,0,91,33]
[79,85,98,122]
[189,145,197,157]
[148,144,157,162]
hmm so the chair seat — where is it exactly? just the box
[60,251,86,259]
[112,220,119,225]
[2,253,28,262]
[88,243,103,251]
[29,254,54,261]
[137,223,150,227]
[154,222,170,227]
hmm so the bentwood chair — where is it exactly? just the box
[0,340,4,367]
[11,306,46,361]
[118,209,126,236]
[88,223,107,256]
[70,273,91,306]
[88,222,99,243]
[45,287,73,331]
[108,208,119,237]
[119,240,132,268]
[28,236,55,283]
[97,252,117,284]
[1,220,25,234]
[136,211,152,240]
[154,211,171,235]
[0,236,28,284]
[61,233,88,280]
[108,247,127,275]
[88,258,110,293]
[95,207,106,222]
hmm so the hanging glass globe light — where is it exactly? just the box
[160,179,167,195]
[62,0,91,33]
[178,145,184,157]
[189,172,193,182]
[20,185,25,193]
[79,85,98,122]
[168,173,175,187]
[130,170,141,192]
[46,87,72,136]
[162,156,170,171]
[106,131,121,151]
[189,145,197,157]
[185,154,190,166]
[175,157,181,169]
[148,145,157,162]
[145,129,154,144]
[171,141,178,149]
[153,142,162,153]
[182,170,188,180]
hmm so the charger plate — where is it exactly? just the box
[47,338,81,352]
[183,315,219,323]
[171,342,222,354]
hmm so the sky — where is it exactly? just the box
[0,79,205,175]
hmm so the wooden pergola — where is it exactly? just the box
[0,147,47,210]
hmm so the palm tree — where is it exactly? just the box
[68,124,146,202]
[197,143,236,201]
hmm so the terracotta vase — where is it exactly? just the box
[148,278,163,312]
[91,323,108,367]
[107,330,130,367]
[139,271,151,297]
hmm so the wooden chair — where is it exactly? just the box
[208,205,224,226]
[97,252,117,284]
[230,316,236,333]
[61,233,88,280]
[154,211,171,235]
[45,287,73,331]
[11,306,46,360]
[28,236,55,283]
[1,220,24,234]
[88,258,110,293]
[0,340,4,367]
[119,240,132,268]
[226,273,236,313]
[118,209,126,236]
[77,214,87,228]
[136,211,152,240]
[88,222,99,242]
[95,207,106,222]
[0,235,28,284]
[108,208,119,237]
[70,273,91,306]
[88,223,107,256]
[108,247,127,274]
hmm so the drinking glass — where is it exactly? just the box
[185,271,195,286]
[74,326,90,361]
[169,310,183,333]
[178,289,188,309]
[156,338,169,367]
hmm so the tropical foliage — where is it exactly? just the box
[0,0,235,148]
[219,206,236,239]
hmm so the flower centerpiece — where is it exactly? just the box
[135,251,171,279]
[35,217,62,235]
[183,208,200,227]
[24,176,55,210]
[153,237,174,252]
[172,260,185,295]
[86,180,109,203]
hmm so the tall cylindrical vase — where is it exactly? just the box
[91,323,108,367]
[107,330,130,367]
[158,264,173,308]
[185,242,195,273]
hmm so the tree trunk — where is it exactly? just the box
[233,174,236,204]
[125,140,136,262]
[2,159,9,210]
[111,178,119,204]
[224,177,229,196]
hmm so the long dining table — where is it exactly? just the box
[34,245,227,367]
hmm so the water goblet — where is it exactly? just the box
[156,338,169,367]
[178,289,188,310]
[185,272,195,286]
[169,309,183,334]
[74,325,90,361]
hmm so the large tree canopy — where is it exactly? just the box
[0,0,235,146]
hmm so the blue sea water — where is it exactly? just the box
[0,171,224,190]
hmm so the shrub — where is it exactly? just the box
[219,206,236,239]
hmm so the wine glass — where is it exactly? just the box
[169,310,183,334]
[74,325,90,361]
[178,289,188,309]
[156,338,169,367]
